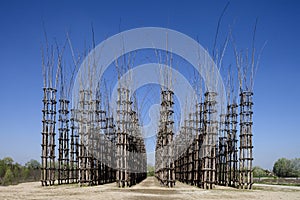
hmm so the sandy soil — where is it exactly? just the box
[0,177,299,200]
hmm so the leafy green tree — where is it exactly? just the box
[273,158,291,177]
[0,157,13,180]
[273,158,300,177]
[24,159,41,181]
[0,159,7,177]
[25,159,41,169]
[253,166,267,177]
[12,163,22,182]
[22,167,30,179]
[3,168,14,185]
[147,165,155,176]
[2,157,14,166]
[291,158,300,177]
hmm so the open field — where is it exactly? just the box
[0,177,299,200]
[254,177,300,186]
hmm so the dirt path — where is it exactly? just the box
[0,177,299,200]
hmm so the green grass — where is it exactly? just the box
[255,182,300,187]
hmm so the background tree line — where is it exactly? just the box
[1,156,299,185]
[147,165,155,177]
[253,157,300,178]
[0,157,40,185]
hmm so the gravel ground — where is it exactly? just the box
[0,177,299,200]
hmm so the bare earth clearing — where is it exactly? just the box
[0,177,299,200]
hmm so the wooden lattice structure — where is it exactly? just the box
[226,103,239,187]
[40,29,258,190]
[41,88,57,186]
[70,108,79,183]
[239,91,253,189]
[155,90,175,187]
[115,87,147,187]
[116,87,131,187]
[58,99,70,184]
[78,90,93,186]
[217,113,226,185]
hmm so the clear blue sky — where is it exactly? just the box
[0,0,299,169]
